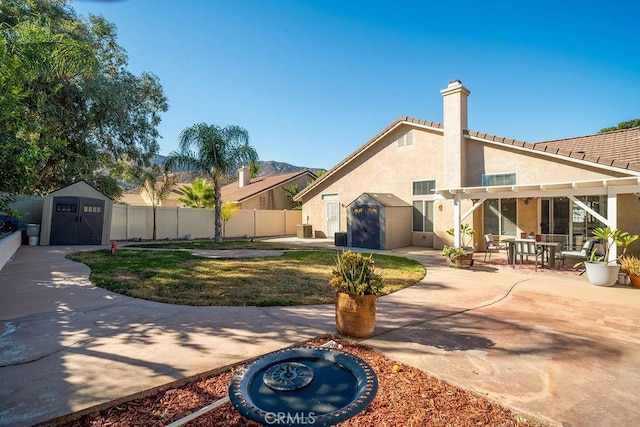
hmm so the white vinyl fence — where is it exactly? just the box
[6,197,301,241]
[109,204,302,240]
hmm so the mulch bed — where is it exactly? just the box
[60,337,545,427]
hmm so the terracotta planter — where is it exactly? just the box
[335,292,376,338]
[584,262,620,287]
[630,275,640,288]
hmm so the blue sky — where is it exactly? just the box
[71,0,640,170]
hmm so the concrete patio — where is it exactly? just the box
[0,241,639,426]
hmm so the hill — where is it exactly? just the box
[154,155,325,178]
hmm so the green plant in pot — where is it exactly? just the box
[620,255,640,288]
[330,250,383,338]
[577,227,639,287]
[446,223,475,252]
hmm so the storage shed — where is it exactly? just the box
[346,193,412,250]
[40,181,113,245]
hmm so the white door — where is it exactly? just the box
[326,201,340,237]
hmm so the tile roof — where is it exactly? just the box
[297,120,640,200]
[529,127,640,173]
[221,170,316,202]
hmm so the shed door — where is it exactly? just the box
[50,197,104,245]
[351,205,380,249]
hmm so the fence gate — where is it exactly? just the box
[50,197,105,245]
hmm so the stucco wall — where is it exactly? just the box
[302,126,445,240]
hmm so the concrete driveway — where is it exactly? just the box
[1,243,639,426]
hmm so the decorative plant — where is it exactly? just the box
[575,227,639,267]
[620,255,640,277]
[441,246,467,261]
[592,227,638,263]
[330,250,383,296]
[446,223,475,249]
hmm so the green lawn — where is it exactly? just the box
[67,244,425,306]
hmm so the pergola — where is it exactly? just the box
[435,176,640,261]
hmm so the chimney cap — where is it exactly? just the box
[448,79,463,86]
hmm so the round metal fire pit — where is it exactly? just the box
[229,347,378,426]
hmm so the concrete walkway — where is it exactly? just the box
[0,242,639,426]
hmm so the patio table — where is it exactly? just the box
[505,238,562,269]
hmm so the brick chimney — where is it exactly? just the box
[440,80,470,188]
[238,166,251,188]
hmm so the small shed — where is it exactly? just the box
[40,181,113,246]
[346,193,412,250]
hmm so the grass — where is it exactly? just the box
[67,243,425,306]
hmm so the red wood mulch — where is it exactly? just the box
[62,337,546,427]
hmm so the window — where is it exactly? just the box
[482,173,516,187]
[413,180,436,196]
[413,201,434,232]
[56,203,77,213]
[483,198,517,235]
[397,131,413,147]
[83,205,102,214]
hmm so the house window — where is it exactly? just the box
[412,180,436,196]
[413,201,434,232]
[397,131,413,147]
[482,173,516,187]
[483,198,517,236]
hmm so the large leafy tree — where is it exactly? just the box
[166,123,258,242]
[0,0,167,213]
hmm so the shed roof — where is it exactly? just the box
[348,193,411,207]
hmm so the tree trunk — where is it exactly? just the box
[213,169,223,243]
[152,205,157,240]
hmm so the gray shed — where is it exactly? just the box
[346,193,412,250]
[40,181,113,245]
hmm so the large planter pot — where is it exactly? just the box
[335,292,376,338]
[630,275,640,288]
[446,252,474,269]
[584,262,620,287]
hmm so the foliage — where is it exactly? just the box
[446,223,475,248]
[600,119,640,133]
[329,250,384,296]
[221,202,240,225]
[574,227,639,267]
[165,123,258,243]
[178,178,214,208]
[441,245,467,261]
[67,245,423,306]
[248,161,260,179]
[0,0,167,213]
[282,184,302,209]
[620,256,640,277]
[138,164,177,240]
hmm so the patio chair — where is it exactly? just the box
[513,240,544,271]
[559,239,595,268]
[483,233,507,261]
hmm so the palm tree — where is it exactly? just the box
[166,123,258,242]
[140,164,178,240]
[178,178,214,208]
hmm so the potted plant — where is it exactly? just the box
[579,227,639,287]
[330,250,383,338]
[620,255,640,288]
[441,246,474,268]
[443,224,475,268]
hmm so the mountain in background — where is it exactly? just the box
[154,155,325,179]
